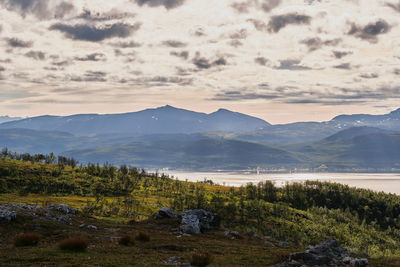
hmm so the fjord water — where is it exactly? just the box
[165,172,400,195]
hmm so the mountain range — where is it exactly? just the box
[1,106,400,170]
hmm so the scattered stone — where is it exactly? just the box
[79,224,85,228]
[275,239,369,267]
[152,207,178,219]
[48,204,77,214]
[163,256,190,266]
[87,225,98,230]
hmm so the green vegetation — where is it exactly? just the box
[1,155,400,265]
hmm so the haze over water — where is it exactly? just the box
[165,172,400,195]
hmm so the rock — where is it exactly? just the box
[181,214,200,235]
[48,204,77,214]
[0,207,17,223]
[87,225,98,230]
[264,241,275,247]
[152,207,178,219]
[224,230,240,239]
[274,239,369,267]
[180,209,219,235]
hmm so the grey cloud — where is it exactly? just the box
[334,63,351,70]
[131,76,193,86]
[348,20,391,43]
[162,40,187,48]
[261,0,281,12]
[52,60,71,66]
[170,51,189,60]
[212,91,279,101]
[247,19,267,31]
[133,0,186,9]
[301,37,341,51]
[0,59,11,63]
[333,51,352,59]
[50,23,141,42]
[25,50,46,60]
[7,38,33,48]
[229,40,243,47]
[110,40,141,48]
[231,1,253,13]
[386,1,400,12]
[0,0,74,19]
[230,29,248,39]
[77,8,136,21]
[74,53,106,61]
[54,2,75,18]
[360,73,379,79]
[268,13,311,33]
[0,25,2,33]
[0,66,5,71]
[192,53,228,69]
[254,57,268,66]
[212,85,400,105]
[70,71,107,82]
[275,59,311,70]
[394,69,400,75]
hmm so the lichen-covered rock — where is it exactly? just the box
[275,239,369,267]
[180,209,219,235]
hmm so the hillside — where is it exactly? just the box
[288,127,400,169]
[62,138,301,170]
[0,157,400,266]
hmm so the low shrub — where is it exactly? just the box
[119,235,134,246]
[135,232,150,242]
[190,252,214,267]
[14,233,41,247]
[58,237,88,252]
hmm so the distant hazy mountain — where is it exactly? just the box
[288,127,400,169]
[0,116,22,124]
[0,105,270,135]
[232,108,400,145]
[63,138,301,170]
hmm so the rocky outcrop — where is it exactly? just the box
[180,209,220,235]
[152,207,178,219]
[48,204,77,214]
[0,206,17,223]
[275,239,369,267]
[0,204,76,224]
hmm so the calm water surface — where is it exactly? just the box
[164,172,400,195]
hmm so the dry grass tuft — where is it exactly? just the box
[58,237,88,252]
[118,235,135,246]
[14,233,41,247]
[190,252,214,267]
[135,232,150,242]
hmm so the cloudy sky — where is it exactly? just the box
[0,0,399,123]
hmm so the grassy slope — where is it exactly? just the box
[0,158,400,266]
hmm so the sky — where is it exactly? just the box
[0,0,399,124]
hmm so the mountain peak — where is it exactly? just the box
[389,108,400,115]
